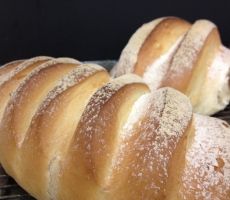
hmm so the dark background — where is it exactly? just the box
[0,0,229,64]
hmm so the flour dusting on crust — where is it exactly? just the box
[143,36,184,90]
[168,20,216,78]
[108,88,192,198]
[111,18,165,77]
[10,58,80,104]
[0,56,53,86]
[34,63,105,117]
[72,74,145,170]
[181,114,230,199]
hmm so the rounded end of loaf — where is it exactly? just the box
[192,45,230,115]
[176,114,230,199]
[111,17,230,115]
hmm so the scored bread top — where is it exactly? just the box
[0,58,81,180]
[155,20,217,92]
[73,73,149,175]
[103,87,192,199]
[4,58,80,145]
[142,36,183,90]
[35,63,107,116]
[112,17,191,78]
[111,18,165,77]
[15,63,110,200]
[10,57,80,105]
[134,17,190,76]
[111,17,230,116]
[0,56,52,85]
[56,74,150,199]
[0,56,54,122]
[0,59,25,81]
[0,55,229,199]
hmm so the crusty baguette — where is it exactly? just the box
[112,17,230,115]
[0,57,229,200]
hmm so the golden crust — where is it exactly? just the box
[57,75,149,199]
[160,20,218,92]
[113,18,230,115]
[178,114,230,199]
[0,56,53,121]
[103,88,192,199]
[111,17,166,77]
[134,17,191,76]
[0,55,229,199]
[112,17,190,77]
[0,59,25,81]
[17,64,110,199]
[0,58,79,177]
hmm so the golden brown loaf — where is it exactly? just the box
[0,57,229,199]
[111,17,230,115]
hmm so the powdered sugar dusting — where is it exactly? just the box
[143,36,184,90]
[169,20,216,78]
[181,114,230,199]
[111,18,165,77]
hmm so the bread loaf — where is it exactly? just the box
[0,57,229,199]
[112,17,230,115]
